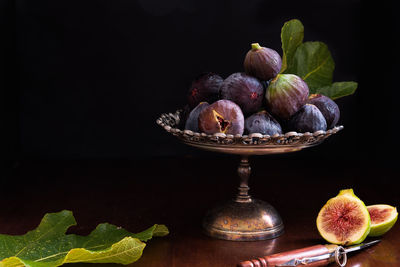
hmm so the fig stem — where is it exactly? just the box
[236,156,252,203]
[251,43,262,51]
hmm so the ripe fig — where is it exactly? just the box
[316,189,371,245]
[367,204,398,237]
[244,43,282,81]
[245,110,282,135]
[266,74,309,120]
[198,100,244,135]
[287,104,327,133]
[187,72,223,109]
[220,72,264,115]
[184,102,209,132]
[307,94,340,128]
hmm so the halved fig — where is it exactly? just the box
[367,204,398,237]
[316,189,370,245]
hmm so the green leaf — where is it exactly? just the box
[280,19,304,74]
[288,41,335,91]
[0,210,168,267]
[314,81,358,100]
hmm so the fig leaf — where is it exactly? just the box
[314,81,358,100]
[0,210,169,267]
[288,41,335,91]
[280,19,304,74]
[280,19,358,99]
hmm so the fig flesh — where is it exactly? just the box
[220,72,264,115]
[244,43,282,81]
[187,72,223,109]
[308,94,340,128]
[266,74,309,120]
[245,110,282,135]
[184,102,209,132]
[287,104,327,133]
[198,100,244,135]
[316,189,371,245]
[367,204,398,237]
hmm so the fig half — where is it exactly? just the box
[367,204,398,237]
[316,189,371,245]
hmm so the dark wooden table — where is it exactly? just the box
[1,156,399,266]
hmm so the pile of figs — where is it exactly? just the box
[183,43,340,135]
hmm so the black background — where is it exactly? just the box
[1,0,399,172]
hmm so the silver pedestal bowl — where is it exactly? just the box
[157,109,343,241]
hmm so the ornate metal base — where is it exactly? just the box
[202,156,284,241]
[203,199,284,241]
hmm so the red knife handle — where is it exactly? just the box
[238,244,337,267]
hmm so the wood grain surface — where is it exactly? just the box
[1,157,399,266]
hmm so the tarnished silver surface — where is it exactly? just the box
[157,109,343,241]
[156,109,343,155]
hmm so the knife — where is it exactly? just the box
[238,240,380,267]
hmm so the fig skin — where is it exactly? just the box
[266,74,309,120]
[287,104,327,133]
[184,102,209,132]
[220,72,264,116]
[244,43,282,81]
[198,100,244,135]
[187,72,223,109]
[245,110,282,135]
[307,94,340,129]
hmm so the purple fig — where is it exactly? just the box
[184,102,209,132]
[245,110,282,135]
[244,43,282,81]
[287,104,327,133]
[198,100,244,135]
[187,72,223,109]
[307,94,340,128]
[266,74,309,120]
[220,72,264,115]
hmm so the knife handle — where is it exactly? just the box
[238,244,337,267]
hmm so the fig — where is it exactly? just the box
[244,43,282,81]
[187,72,223,109]
[184,102,209,132]
[220,72,264,115]
[287,104,327,133]
[367,204,398,237]
[245,110,282,135]
[266,74,309,120]
[316,189,371,245]
[198,100,244,135]
[307,94,340,128]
